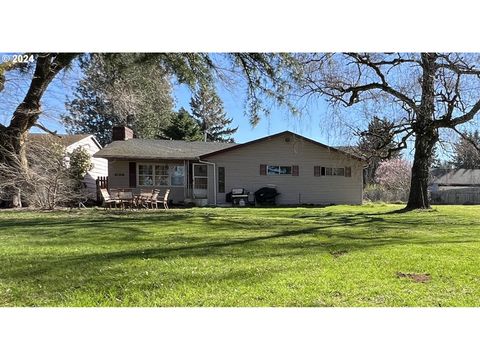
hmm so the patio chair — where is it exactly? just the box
[145,189,161,209]
[100,188,121,209]
[148,189,170,210]
[160,189,171,210]
[118,189,134,210]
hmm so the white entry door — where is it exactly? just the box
[193,164,208,199]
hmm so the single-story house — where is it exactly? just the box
[94,127,366,205]
[27,133,108,198]
[429,168,480,204]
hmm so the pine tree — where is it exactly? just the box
[190,83,237,142]
[452,130,480,169]
[63,54,173,145]
[163,108,203,141]
[357,117,400,184]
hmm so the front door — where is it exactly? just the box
[192,163,208,199]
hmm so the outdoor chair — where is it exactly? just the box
[100,188,121,209]
[135,191,152,209]
[147,189,170,210]
[160,189,171,210]
[144,189,161,209]
[118,189,134,210]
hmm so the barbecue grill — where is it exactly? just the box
[231,188,249,206]
[254,187,280,205]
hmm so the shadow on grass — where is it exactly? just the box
[2,207,479,286]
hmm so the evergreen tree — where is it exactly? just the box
[357,117,400,184]
[163,108,203,141]
[190,83,237,142]
[452,130,480,169]
[63,54,173,145]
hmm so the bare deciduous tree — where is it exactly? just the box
[299,53,480,209]
[0,139,88,209]
[0,53,77,206]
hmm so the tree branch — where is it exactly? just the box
[32,123,60,137]
[439,98,480,127]
[336,82,417,110]
[451,127,480,153]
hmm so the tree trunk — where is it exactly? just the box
[11,188,22,207]
[0,53,77,207]
[405,53,438,210]
[406,130,438,209]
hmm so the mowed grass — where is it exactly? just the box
[0,204,479,306]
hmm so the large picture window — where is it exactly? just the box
[267,165,292,175]
[138,164,185,186]
[155,165,169,186]
[138,164,154,186]
[171,166,185,186]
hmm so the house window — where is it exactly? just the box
[138,164,184,186]
[171,165,185,186]
[319,166,350,177]
[155,165,169,186]
[267,165,292,175]
[195,164,208,177]
[138,164,154,186]
[218,167,225,193]
[333,168,345,176]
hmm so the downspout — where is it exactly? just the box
[199,159,216,206]
[183,160,186,200]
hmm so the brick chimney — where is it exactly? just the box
[112,126,134,141]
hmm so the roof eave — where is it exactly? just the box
[200,130,367,162]
[93,154,199,161]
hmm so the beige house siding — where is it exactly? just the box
[103,132,365,206]
[204,134,364,205]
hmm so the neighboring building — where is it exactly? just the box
[94,127,366,206]
[27,133,108,198]
[430,168,480,204]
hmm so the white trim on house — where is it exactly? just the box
[198,160,217,205]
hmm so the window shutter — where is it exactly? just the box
[129,162,137,187]
[314,166,320,177]
[260,164,267,175]
[345,166,352,177]
[292,165,299,176]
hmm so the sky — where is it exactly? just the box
[0,53,466,162]
[172,83,349,146]
[0,53,355,148]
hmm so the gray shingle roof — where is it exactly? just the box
[431,169,480,186]
[27,133,91,147]
[94,139,237,160]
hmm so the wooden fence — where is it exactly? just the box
[95,176,108,203]
[431,186,480,205]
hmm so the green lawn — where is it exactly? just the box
[0,204,479,306]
